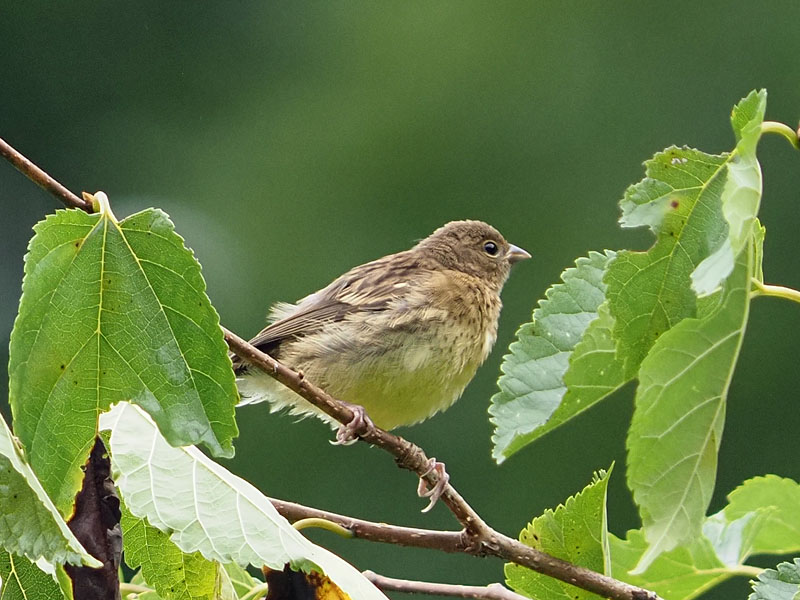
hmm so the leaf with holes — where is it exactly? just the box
[606,90,766,375]
[8,196,238,511]
[604,144,729,375]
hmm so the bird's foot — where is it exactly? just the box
[332,401,374,446]
[417,458,449,513]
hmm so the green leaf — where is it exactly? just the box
[626,239,753,572]
[749,559,800,600]
[0,550,64,600]
[215,568,240,600]
[691,90,766,295]
[121,506,219,600]
[490,251,622,462]
[606,91,767,374]
[725,476,800,556]
[560,301,629,423]
[8,199,238,511]
[605,145,729,374]
[100,402,387,600]
[610,480,778,600]
[506,468,612,600]
[701,509,771,569]
[0,411,99,567]
[610,529,728,600]
[221,563,259,598]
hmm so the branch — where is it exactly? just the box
[2,139,661,600]
[223,327,488,536]
[0,136,94,212]
[227,329,660,600]
[272,497,465,553]
[363,571,529,600]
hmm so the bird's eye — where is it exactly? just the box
[483,241,499,256]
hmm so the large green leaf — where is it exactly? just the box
[605,91,765,375]
[490,252,623,462]
[0,550,64,600]
[0,411,98,567]
[100,402,387,600]
[725,476,800,556]
[8,196,238,511]
[604,146,728,375]
[626,239,754,572]
[749,559,800,600]
[506,468,611,600]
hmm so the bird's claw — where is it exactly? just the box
[331,401,373,446]
[417,458,449,513]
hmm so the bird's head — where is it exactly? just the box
[414,220,530,290]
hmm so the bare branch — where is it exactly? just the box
[363,571,529,600]
[0,136,94,212]
[271,497,465,553]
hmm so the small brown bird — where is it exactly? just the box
[234,219,529,425]
[233,220,529,504]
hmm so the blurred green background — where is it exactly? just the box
[2,3,800,598]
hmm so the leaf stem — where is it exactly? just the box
[733,565,765,578]
[363,571,529,600]
[239,582,271,600]
[751,279,800,305]
[761,121,800,150]
[292,517,354,538]
[120,582,153,596]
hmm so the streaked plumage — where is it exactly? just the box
[233,220,529,430]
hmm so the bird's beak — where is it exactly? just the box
[507,244,531,264]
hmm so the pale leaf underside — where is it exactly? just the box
[101,402,387,600]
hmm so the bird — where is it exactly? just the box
[232,220,529,507]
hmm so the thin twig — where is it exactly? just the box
[1,142,662,600]
[271,497,464,552]
[0,136,94,212]
[363,571,529,600]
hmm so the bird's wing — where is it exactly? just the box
[247,251,424,353]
